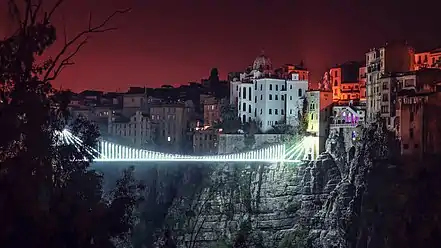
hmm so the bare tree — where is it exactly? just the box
[4,0,130,88]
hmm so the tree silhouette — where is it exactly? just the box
[0,1,142,247]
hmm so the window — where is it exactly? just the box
[290,96,292,100]
[260,95,263,100]
[334,80,338,86]
[276,85,279,91]
[269,109,272,115]
[290,85,293,89]
[242,103,246,111]
[254,83,257,90]
[260,109,262,114]
[260,84,263,91]
[410,111,414,122]
[275,109,278,115]
[255,96,257,103]
[290,109,292,114]
[243,88,247,99]
[298,89,302,97]
[281,109,284,115]
[269,94,272,100]
[248,87,252,101]
[275,95,278,100]
[281,95,284,101]
[270,84,273,90]
[248,105,252,113]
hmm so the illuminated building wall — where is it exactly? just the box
[306,90,333,159]
[414,48,441,70]
[330,62,364,104]
[359,66,367,102]
[232,54,308,132]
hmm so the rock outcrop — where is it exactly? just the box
[149,122,404,248]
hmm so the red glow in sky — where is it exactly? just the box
[1,0,441,92]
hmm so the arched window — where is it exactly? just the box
[242,103,246,111]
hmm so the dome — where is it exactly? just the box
[252,52,272,71]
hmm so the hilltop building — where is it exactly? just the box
[230,52,309,132]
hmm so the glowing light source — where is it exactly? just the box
[58,130,310,163]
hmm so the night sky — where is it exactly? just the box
[1,0,441,92]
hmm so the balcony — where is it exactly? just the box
[330,123,360,129]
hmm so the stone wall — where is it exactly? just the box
[218,134,284,154]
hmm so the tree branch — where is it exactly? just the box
[43,7,131,81]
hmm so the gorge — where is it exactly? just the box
[97,121,441,248]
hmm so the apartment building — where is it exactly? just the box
[365,42,415,122]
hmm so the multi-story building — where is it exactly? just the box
[378,69,441,128]
[305,90,333,159]
[329,62,363,104]
[230,53,308,132]
[414,48,441,70]
[193,128,218,155]
[107,111,152,148]
[274,63,309,81]
[396,79,441,158]
[203,97,224,127]
[359,66,367,103]
[365,42,415,122]
[149,101,195,153]
[122,89,148,118]
[329,104,366,150]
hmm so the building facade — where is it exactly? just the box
[230,53,308,132]
[414,48,441,70]
[193,128,218,155]
[305,90,333,159]
[149,101,195,153]
[108,111,152,148]
[396,82,441,158]
[365,42,415,122]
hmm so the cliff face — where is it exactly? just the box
[154,150,343,248]
[152,122,406,248]
[312,122,401,248]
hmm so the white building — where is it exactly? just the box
[230,53,308,132]
[305,90,333,159]
[329,104,366,150]
[108,111,152,148]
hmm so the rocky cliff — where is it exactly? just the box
[149,122,415,248]
[152,144,344,247]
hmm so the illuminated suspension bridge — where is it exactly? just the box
[58,130,308,163]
